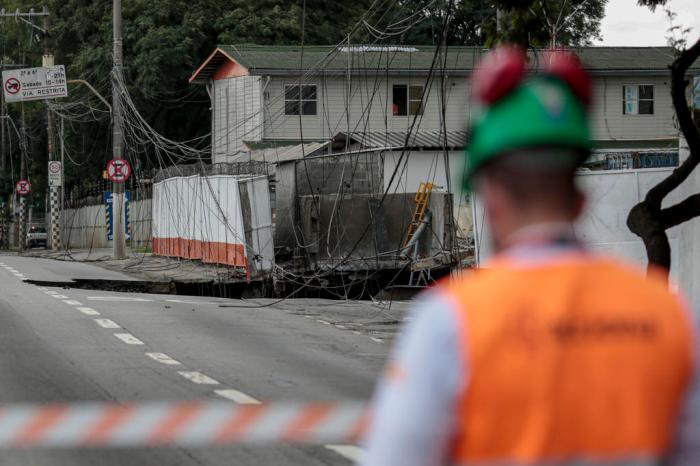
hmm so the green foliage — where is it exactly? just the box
[487,0,607,47]
[0,0,374,198]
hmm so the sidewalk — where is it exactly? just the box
[19,247,247,283]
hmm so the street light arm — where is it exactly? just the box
[67,79,112,115]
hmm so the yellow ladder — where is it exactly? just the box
[403,182,434,248]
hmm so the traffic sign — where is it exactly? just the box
[2,66,67,103]
[48,161,62,187]
[106,159,131,183]
[15,180,31,196]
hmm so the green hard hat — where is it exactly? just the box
[465,76,591,190]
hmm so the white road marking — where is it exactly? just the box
[63,300,83,306]
[165,299,205,305]
[317,319,331,325]
[45,290,57,295]
[303,315,313,318]
[214,389,261,404]
[370,337,384,343]
[335,324,347,330]
[94,319,121,329]
[145,352,181,366]
[37,287,48,291]
[325,445,364,462]
[177,371,219,385]
[114,333,144,345]
[77,307,100,316]
[51,295,69,299]
[88,296,152,302]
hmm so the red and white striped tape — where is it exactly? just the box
[0,401,368,448]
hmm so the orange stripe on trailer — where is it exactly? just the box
[14,405,69,446]
[149,402,203,445]
[282,403,333,442]
[215,404,266,443]
[82,404,135,445]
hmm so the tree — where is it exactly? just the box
[489,0,606,47]
[392,0,606,47]
[626,0,700,282]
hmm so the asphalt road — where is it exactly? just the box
[0,254,394,465]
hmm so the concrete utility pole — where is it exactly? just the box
[112,0,126,259]
[18,119,26,252]
[43,5,60,251]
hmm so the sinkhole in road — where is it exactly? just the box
[24,267,447,300]
[24,278,269,299]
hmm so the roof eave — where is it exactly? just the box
[189,47,240,85]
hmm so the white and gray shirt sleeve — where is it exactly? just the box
[359,292,466,466]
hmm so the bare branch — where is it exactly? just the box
[644,36,700,206]
[660,193,700,229]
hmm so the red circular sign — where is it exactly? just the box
[4,78,20,95]
[106,159,131,183]
[15,179,31,196]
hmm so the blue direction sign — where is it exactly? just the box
[105,191,131,241]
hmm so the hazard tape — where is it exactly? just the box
[0,401,368,448]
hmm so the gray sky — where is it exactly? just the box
[596,0,699,46]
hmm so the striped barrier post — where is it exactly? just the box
[0,401,369,449]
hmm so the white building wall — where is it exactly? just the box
[262,75,470,141]
[589,75,677,143]
[212,76,263,164]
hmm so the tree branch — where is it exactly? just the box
[645,37,700,206]
[660,193,700,229]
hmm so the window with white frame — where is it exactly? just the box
[284,84,317,116]
[392,84,423,116]
[623,85,654,115]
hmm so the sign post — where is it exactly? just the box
[15,180,31,197]
[106,159,131,183]
[1,66,67,103]
[48,161,62,187]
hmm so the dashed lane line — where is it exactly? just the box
[88,296,152,302]
[45,291,57,295]
[94,319,121,329]
[177,371,219,385]
[370,337,384,344]
[145,352,181,366]
[214,389,261,404]
[63,300,83,306]
[51,295,69,299]
[317,319,331,325]
[325,445,364,462]
[114,333,144,345]
[77,307,100,316]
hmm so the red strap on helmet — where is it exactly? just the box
[540,50,592,107]
[472,46,527,105]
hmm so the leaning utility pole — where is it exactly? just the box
[112,0,126,259]
[43,5,60,251]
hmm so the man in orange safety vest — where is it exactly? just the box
[360,47,699,466]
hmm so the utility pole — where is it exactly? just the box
[18,116,26,252]
[112,0,126,259]
[43,5,60,251]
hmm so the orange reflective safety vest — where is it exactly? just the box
[441,254,694,465]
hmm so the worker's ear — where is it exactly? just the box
[570,186,586,222]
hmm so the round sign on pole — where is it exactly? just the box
[15,180,31,196]
[48,161,61,174]
[106,159,131,183]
